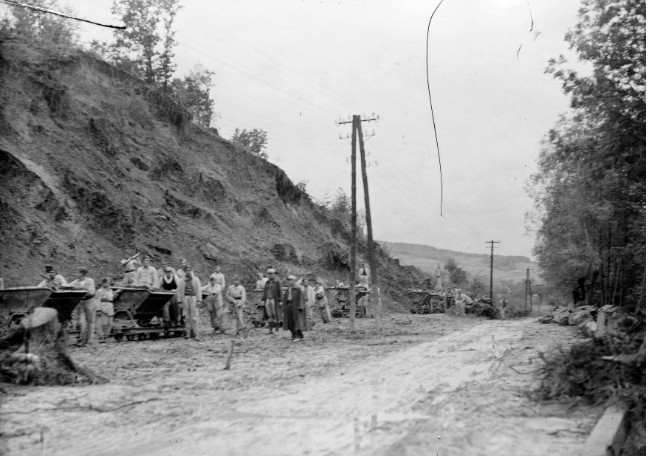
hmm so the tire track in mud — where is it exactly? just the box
[104,319,595,456]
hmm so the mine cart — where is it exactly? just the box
[329,286,369,318]
[406,290,433,314]
[0,287,88,329]
[110,288,181,341]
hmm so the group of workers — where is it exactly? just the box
[36,253,338,346]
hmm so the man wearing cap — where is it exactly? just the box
[38,265,68,290]
[283,275,307,341]
[262,268,283,334]
[95,278,114,342]
[202,273,225,333]
[136,256,158,289]
[158,266,181,326]
[69,267,97,346]
[176,264,202,340]
[226,276,247,336]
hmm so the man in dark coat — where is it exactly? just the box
[262,268,283,334]
[283,275,307,341]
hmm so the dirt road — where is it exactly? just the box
[0,315,601,455]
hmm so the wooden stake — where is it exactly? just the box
[224,340,234,370]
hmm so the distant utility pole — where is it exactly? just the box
[337,113,379,329]
[486,240,500,304]
[525,268,530,312]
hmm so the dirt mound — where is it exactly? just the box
[0,38,423,307]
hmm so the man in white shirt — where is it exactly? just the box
[136,256,158,289]
[226,276,246,335]
[69,267,97,346]
[213,266,226,291]
[202,273,225,333]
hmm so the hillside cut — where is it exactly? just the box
[0,39,420,303]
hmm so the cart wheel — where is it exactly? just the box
[113,334,124,342]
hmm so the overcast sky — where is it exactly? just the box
[41,0,583,258]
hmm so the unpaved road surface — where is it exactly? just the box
[0,315,602,455]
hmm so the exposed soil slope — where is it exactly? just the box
[0,39,420,302]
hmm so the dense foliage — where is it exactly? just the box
[0,0,77,45]
[530,0,645,310]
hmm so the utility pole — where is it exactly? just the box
[337,114,379,329]
[525,268,530,312]
[357,114,380,323]
[486,241,500,304]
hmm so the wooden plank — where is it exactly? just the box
[580,405,628,456]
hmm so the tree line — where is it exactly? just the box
[528,0,645,310]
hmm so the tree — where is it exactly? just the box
[231,128,268,159]
[529,0,645,309]
[91,0,180,85]
[0,0,77,45]
[444,258,468,287]
[172,64,216,127]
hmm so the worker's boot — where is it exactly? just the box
[267,322,274,334]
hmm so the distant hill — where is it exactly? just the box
[380,241,542,285]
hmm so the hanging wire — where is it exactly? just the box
[0,0,126,29]
[425,0,447,216]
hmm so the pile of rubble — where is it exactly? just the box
[539,304,639,339]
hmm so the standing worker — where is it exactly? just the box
[314,279,332,323]
[202,273,225,334]
[38,265,68,290]
[262,268,283,334]
[95,278,114,342]
[283,275,307,341]
[158,266,181,326]
[226,276,247,336]
[120,252,140,286]
[136,256,158,289]
[69,267,97,347]
[303,278,316,329]
[213,266,226,292]
[176,264,202,341]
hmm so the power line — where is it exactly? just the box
[425,0,447,216]
[0,0,125,29]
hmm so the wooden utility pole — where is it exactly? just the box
[357,116,381,322]
[486,241,500,304]
[337,114,379,329]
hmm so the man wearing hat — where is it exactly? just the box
[176,264,202,340]
[283,275,307,341]
[69,267,97,346]
[38,265,68,290]
[262,268,283,334]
